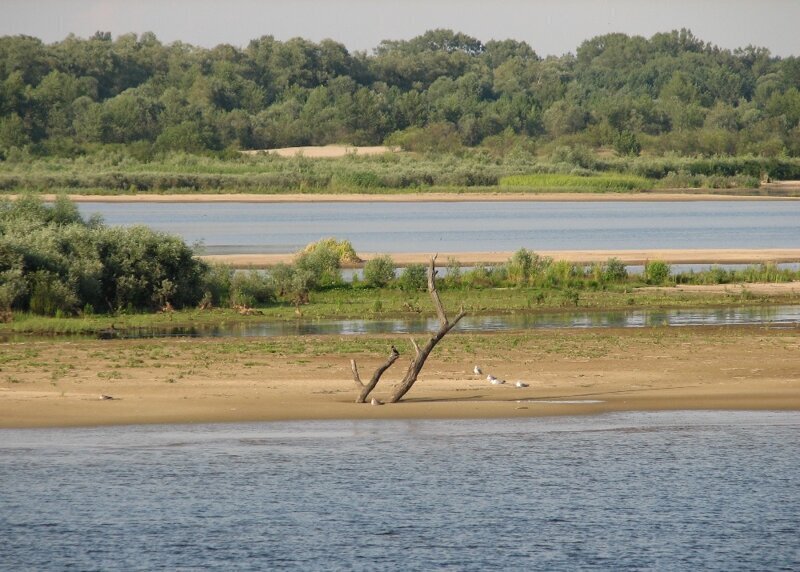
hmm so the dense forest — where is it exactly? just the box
[1,28,799,160]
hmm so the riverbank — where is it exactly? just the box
[1,326,797,428]
[200,249,800,268]
[21,191,800,203]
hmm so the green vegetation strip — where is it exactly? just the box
[500,173,654,192]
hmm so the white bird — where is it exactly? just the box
[515,381,529,388]
[488,376,505,385]
[487,374,497,382]
[473,365,482,375]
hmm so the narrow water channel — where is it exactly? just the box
[7,305,796,342]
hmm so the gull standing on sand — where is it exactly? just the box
[473,365,482,375]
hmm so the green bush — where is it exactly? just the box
[200,263,234,307]
[398,264,427,291]
[28,270,78,316]
[644,260,671,285]
[0,195,207,314]
[602,257,628,282]
[363,255,396,288]
[301,237,360,264]
[230,270,275,307]
[295,244,342,289]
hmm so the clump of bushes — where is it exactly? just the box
[363,255,395,287]
[0,194,206,315]
[301,237,361,264]
[644,260,672,285]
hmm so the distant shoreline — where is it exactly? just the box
[18,192,800,203]
[199,249,800,268]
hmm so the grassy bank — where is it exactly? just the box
[2,283,797,337]
[2,150,797,195]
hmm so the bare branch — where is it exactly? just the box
[354,346,401,403]
[389,255,467,403]
[409,337,421,358]
[428,255,448,327]
[351,359,363,388]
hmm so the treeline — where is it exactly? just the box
[1,28,799,161]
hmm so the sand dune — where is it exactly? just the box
[240,144,398,158]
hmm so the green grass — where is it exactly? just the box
[1,151,778,195]
[2,284,794,336]
[499,173,654,192]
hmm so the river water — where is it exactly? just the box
[78,200,800,254]
[94,304,800,339]
[1,412,797,570]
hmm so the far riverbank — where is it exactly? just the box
[21,191,800,203]
[200,248,800,268]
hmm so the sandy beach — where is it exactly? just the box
[199,248,800,268]
[1,326,798,428]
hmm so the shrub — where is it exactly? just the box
[363,255,396,288]
[644,260,671,285]
[398,264,427,292]
[28,271,78,316]
[544,260,578,287]
[603,257,628,282]
[507,248,533,285]
[442,257,462,289]
[0,195,207,314]
[230,270,275,307]
[301,237,360,264]
[295,244,342,289]
[200,263,234,307]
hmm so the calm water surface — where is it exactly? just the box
[1,412,798,570]
[78,200,800,254]
[108,304,800,339]
[2,305,797,344]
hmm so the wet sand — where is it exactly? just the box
[200,249,800,268]
[1,326,798,428]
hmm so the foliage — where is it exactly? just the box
[295,243,343,289]
[300,237,360,264]
[644,260,672,285]
[0,194,206,315]
[500,173,653,192]
[229,270,275,307]
[363,255,395,288]
[398,263,427,291]
[1,29,800,164]
[602,257,628,282]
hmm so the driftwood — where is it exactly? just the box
[350,255,465,404]
[351,346,400,403]
[389,255,466,403]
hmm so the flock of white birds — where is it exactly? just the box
[473,365,529,388]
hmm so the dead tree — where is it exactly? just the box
[351,345,400,403]
[389,255,466,403]
[350,255,465,404]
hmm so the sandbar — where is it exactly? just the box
[1,326,798,428]
[200,249,800,268]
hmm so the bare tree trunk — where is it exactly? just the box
[390,255,466,403]
[351,346,400,403]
